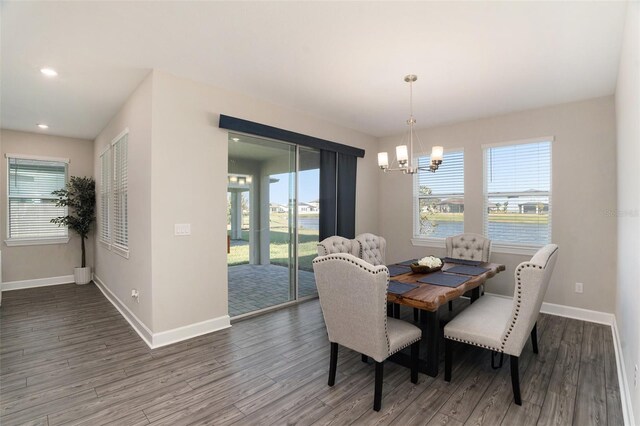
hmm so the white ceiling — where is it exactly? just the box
[228,133,293,162]
[1,1,628,140]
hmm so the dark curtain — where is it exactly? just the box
[319,151,358,240]
[319,150,337,241]
[336,153,357,238]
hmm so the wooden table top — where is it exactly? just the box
[387,262,506,312]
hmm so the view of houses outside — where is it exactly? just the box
[417,193,550,244]
[484,141,551,245]
[416,151,465,238]
[417,142,550,246]
[266,199,318,272]
[227,169,320,272]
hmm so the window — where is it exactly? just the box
[99,148,110,244]
[483,139,552,248]
[6,155,69,245]
[99,130,128,257]
[112,133,128,250]
[413,150,464,239]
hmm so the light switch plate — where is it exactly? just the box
[174,224,191,236]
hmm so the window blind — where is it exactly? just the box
[483,140,551,246]
[112,133,128,250]
[414,150,464,238]
[7,157,68,240]
[99,149,111,244]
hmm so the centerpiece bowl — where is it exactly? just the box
[410,262,443,274]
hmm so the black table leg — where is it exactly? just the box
[388,308,440,377]
[470,287,480,304]
[420,309,428,324]
[424,310,439,377]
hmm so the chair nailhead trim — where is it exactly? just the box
[384,277,390,354]
[313,254,387,275]
[500,263,540,351]
[444,335,500,352]
[388,337,421,357]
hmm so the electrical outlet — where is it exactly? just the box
[131,289,139,303]
[575,282,584,293]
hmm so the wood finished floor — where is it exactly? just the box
[0,283,623,426]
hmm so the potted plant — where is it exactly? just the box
[51,176,96,285]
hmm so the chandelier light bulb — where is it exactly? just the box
[377,152,389,168]
[396,145,408,165]
[431,146,444,162]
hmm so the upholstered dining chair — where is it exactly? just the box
[313,253,422,411]
[317,236,357,257]
[353,233,387,266]
[445,233,492,263]
[353,233,406,320]
[445,233,492,311]
[443,244,559,405]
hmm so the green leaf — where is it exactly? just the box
[51,176,96,265]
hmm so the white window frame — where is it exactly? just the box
[99,145,111,249]
[99,129,129,259]
[5,153,70,246]
[482,137,553,255]
[411,148,464,248]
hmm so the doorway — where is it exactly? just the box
[227,133,319,317]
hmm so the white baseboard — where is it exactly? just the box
[92,274,154,348]
[612,317,635,426]
[152,315,231,349]
[539,301,615,326]
[484,292,615,325]
[485,292,632,424]
[1,275,74,291]
[92,274,231,349]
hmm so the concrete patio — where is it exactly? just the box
[228,264,317,317]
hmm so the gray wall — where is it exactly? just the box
[615,1,640,421]
[93,74,153,329]
[378,95,617,314]
[90,69,379,334]
[148,70,379,333]
[1,129,94,282]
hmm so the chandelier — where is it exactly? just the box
[377,75,443,174]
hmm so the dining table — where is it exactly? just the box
[386,259,506,377]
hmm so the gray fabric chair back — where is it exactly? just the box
[501,244,559,356]
[354,233,387,266]
[445,233,491,262]
[313,253,391,361]
[317,236,357,257]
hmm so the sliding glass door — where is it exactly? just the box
[297,147,320,299]
[227,133,318,317]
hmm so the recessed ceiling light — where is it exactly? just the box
[231,137,240,142]
[40,67,58,77]
[37,123,49,129]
